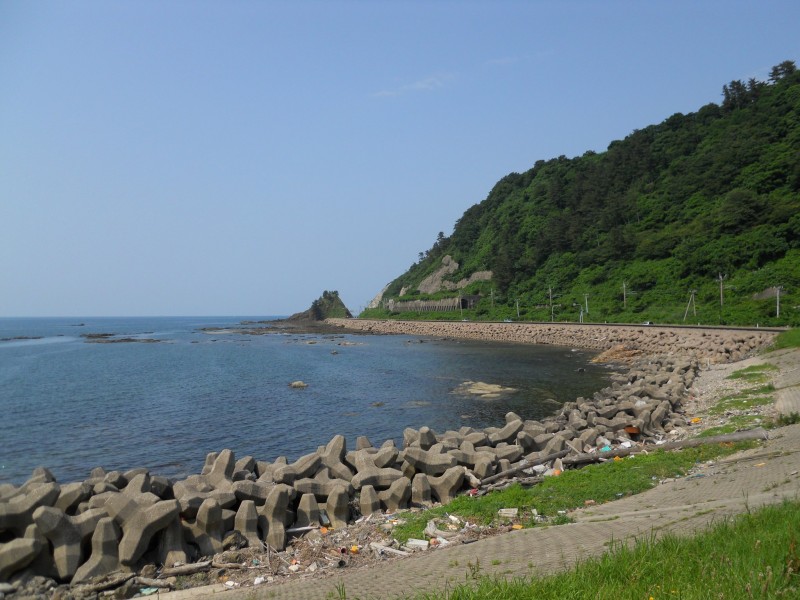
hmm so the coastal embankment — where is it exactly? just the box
[0,320,785,597]
[326,319,779,363]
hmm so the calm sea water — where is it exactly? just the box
[0,317,611,485]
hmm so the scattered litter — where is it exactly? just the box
[498,508,519,518]
[253,576,266,586]
[405,538,430,551]
[140,588,159,596]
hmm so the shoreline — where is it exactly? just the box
[0,321,785,596]
[326,318,779,362]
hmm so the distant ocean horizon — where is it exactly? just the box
[0,316,611,485]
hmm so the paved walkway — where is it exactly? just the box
[770,348,800,416]
[163,349,800,600]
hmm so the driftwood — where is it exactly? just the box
[135,577,173,589]
[479,428,769,487]
[483,476,544,492]
[563,427,769,467]
[159,560,212,577]
[479,449,570,486]
[74,573,135,593]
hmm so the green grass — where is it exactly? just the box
[727,363,780,384]
[708,387,775,415]
[770,328,800,350]
[699,415,769,437]
[698,363,778,434]
[390,442,754,544]
[397,500,800,600]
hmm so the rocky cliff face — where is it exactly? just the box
[404,255,492,296]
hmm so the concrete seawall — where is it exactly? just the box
[326,319,779,363]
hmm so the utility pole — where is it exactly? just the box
[515,298,520,319]
[718,273,727,307]
[683,290,697,323]
[490,288,495,308]
[549,287,554,321]
[584,293,589,315]
[777,286,783,318]
[622,281,627,310]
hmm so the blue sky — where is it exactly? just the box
[2,1,798,316]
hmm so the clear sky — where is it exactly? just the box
[2,1,798,317]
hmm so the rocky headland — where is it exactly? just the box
[0,320,782,597]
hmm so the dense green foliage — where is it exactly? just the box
[374,62,800,326]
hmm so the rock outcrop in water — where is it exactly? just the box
[288,290,352,321]
[0,327,777,593]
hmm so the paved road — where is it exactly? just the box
[162,348,800,600]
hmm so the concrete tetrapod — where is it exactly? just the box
[183,498,224,558]
[257,484,294,551]
[158,516,190,568]
[378,477,411,512]
[0,482,60,534]
[293,476,355,502]
[358,485,381,517]
[204,449,236,488]
[0,536,42,582]
[317,435,355,482]
[232,480,274,505]
[32,506,105,581]
[411,473,432,508]
[348,449,404,490]
[401,447,457,477]
[54,482,93,514]
[272,453,322,486]
[71,517,121,584]
[294,494,321,528]
[325,486,350,529]
[103,495,180,566]
[234,500,262,548]
[428,467,466,504]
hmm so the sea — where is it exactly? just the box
[0,316,612,486]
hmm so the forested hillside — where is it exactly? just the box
[365,61,800,326]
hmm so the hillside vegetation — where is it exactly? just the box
[365,61,800,326]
